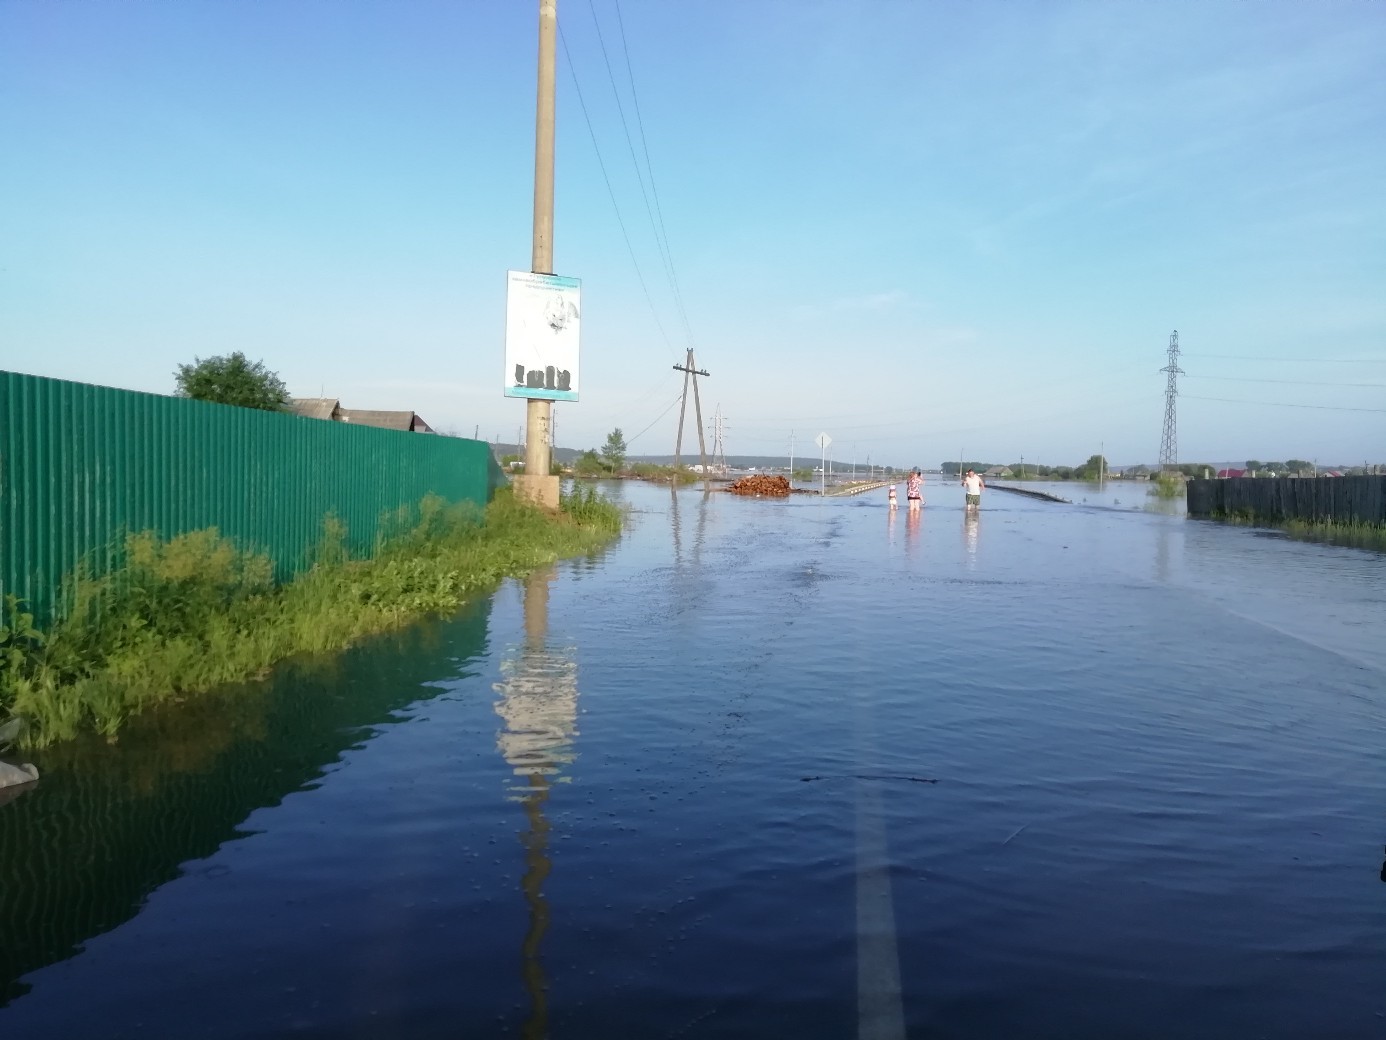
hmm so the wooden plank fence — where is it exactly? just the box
[1186,476,1386,526]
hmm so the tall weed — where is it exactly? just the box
[1148,473,1184,500]
[1,487,622,747]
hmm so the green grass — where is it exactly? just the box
[0,486,622,748]
[1207,512,1386,552]
[1274,517,1386,551]
[1148,472,1185,499]
[627,462,699,484]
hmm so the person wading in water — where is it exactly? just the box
[963,468,985,512]
[906,468,924,513]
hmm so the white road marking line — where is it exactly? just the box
[856,695,907,1040]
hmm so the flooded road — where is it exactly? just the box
[2,480,1385,1038]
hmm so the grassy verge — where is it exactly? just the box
[1283,519,1386,550]
[0,485,622,748]
[1209,512,1386,551]
[1148,473,1185,499]
[627,462,699,484]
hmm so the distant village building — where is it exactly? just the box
[289,398,434,433]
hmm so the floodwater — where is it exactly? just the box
[2,480,1384,1039]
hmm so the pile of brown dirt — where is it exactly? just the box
[725,475,792,497]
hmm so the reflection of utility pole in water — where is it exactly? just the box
[1154,517,1171,584]
[693,486,709,564]
[671,483,682,564]
[493,565,579,1039]
[518,774,552,1040]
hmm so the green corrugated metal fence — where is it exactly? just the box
[1,370,505,623]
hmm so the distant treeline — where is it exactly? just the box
[941,455,1123,481]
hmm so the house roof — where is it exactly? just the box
[341,409,433,433]
[288,397,340,420]
[289,398,433,432]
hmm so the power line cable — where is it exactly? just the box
[612,0,696,348]
[585,0,684,338]
[1186,374,1386,389]
[726,395,1153,438]
[1193,353,1386,364]
[558,23,678,361]
[626,389,686,445]
[605,369,681,430]
[1183,394,1386,414]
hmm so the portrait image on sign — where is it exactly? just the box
[504,271,581,402]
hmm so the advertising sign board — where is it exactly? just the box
[504,270,581,402]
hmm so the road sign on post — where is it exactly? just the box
[815,432,831,497]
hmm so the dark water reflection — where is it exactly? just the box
[495,564,574,1040]
[2,481,1385,1038]
[0,602,493,1007]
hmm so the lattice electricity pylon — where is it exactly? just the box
[1158,330,1184,473]
[710,405,728,473]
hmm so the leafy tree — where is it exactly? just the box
[1245,460,1262,474]
[1284,459,1312,475]
[600,428,627,472]
[175,352,290,411]
[574,449,605,476]
[1076,454,1108,481]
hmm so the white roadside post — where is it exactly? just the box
[816,432,832,497]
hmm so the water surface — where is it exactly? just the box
[2,480,1384,1038]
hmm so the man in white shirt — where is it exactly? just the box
[963,469,985,511]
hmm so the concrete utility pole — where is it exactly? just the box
[517,0,560,507]
[671,350,710,479]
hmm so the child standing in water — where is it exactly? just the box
[887,484,898,509]
[906,469,924,512]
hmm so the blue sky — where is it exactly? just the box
[2,0,1382,468]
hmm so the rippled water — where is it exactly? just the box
[2,480,1384,1038]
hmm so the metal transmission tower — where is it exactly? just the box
[1158,330,1184,473]
[710,405,728,473]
